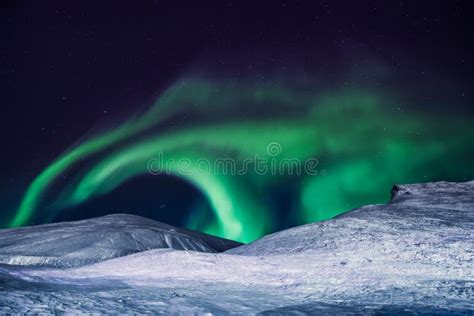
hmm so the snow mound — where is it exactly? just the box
[227,181,474,261]
[0,214,241,267]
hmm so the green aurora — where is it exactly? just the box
[10,77,474,242]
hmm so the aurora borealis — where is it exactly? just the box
[3,1,474,244]
[9,76,474,242]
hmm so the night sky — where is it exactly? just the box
[2,1,474,242]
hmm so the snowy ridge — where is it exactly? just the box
[227,181,474,257]
[0,214,241,268]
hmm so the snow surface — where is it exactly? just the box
[0,181,473,314]
[0,213,241,267]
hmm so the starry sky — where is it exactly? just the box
[1,1,473,242]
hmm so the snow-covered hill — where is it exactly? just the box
[0,214,241,267]
[227,181,474,260]
[0,181,472,314]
